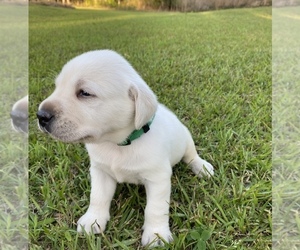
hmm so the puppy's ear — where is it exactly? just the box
[129,84,158,129]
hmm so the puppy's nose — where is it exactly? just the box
[37,109,54,128]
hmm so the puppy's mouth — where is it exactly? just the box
[42,131,92,143]
[38,122,93,143]
[37,110,94,143]
[53,134,94,144]
[71,135,93,143]
[38,123,49,133]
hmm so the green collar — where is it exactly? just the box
[118,115,155,146]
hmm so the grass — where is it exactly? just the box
[0,92,28,250]
[0,3,28,249]
[29,5,271,249]
[0,3,28,250]
[272,6,300,250]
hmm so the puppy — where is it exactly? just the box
[11,95,28,134]
[37,50,214,246]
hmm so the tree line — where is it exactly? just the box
[31,0,283,11]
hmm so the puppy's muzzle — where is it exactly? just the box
[37,109,54,132]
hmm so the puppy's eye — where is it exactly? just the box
[78,89,92,98]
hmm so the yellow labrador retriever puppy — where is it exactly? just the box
[37,50,214,246]
[11,95,28,134]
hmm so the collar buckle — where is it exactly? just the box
[118,115,155,146]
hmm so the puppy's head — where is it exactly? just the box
[37,50,158,144]
[11,95,28,134]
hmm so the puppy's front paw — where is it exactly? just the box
[142,226,173,247]
[77,211,108,234]
[191,157,214,177]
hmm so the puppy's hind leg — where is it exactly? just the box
[183,135,214,178]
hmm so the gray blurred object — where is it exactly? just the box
[10,95,28,133]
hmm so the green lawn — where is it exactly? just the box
[0,78,28,249]
[272,6,300,250]
[29,5,271,249]
[0,4,28,249]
